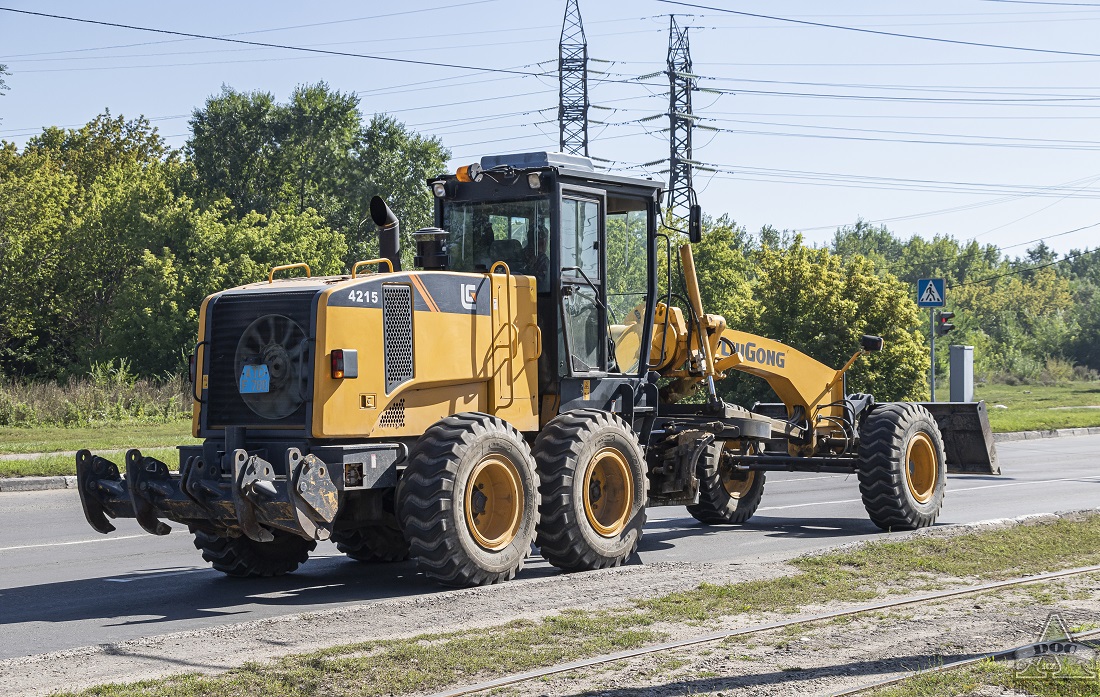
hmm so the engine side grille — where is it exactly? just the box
[383,284,414,393]
[204,290,315,430]
[377,399,406,428]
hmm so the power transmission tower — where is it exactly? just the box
[666,15,696,219]
[558,0,589,156]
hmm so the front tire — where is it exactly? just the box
[193,529,316,578]
[534,409,648,572]
[687,441,766,525]
[857,403,947,531]
[396,413,538,587]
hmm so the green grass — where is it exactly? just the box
[55,514,1100,697]
[0,447,180,478]
[0,421,196,456]
[868,657,1100,697]
[972,382,1100,432]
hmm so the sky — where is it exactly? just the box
[2,0,1100,257]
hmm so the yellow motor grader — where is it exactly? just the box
[76,151,998,586]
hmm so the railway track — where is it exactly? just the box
[428,564,1100,697]
[831,627,1100,696]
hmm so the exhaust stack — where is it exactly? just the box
[370,196,401,272]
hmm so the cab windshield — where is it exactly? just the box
[443,198,551,288]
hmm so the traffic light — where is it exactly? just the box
[935,311,956,337]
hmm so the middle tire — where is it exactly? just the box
[332,523,409,563]
[396,413,538,587]
[534,409,648,572]
[687,441,766,525]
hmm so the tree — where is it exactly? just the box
[0,142,77,375]
[186,86,284,216]
[0,113,175,376]
[102,207,346,374]
[186,85,448,269]
[345,115,449,267]
[831,219,903,267]
[0,64,9,96]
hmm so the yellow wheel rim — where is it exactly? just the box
[723,471,756,498]
[583,447,634,538]
[464,454,524,550]
[905,432,938,504]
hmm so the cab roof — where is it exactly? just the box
[475,151,664,195]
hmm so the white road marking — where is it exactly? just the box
[767,474,850,484]
[5,476,1096,553]
[758,497,861,512]
[247,584,344,599]
[0,534,150,553]
[951,474,1100,492]
[757,474,1100,512]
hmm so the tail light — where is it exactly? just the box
[331,349,358,379]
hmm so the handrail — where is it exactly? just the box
[268,263,311,283]
[191,340,208,404]
[489,260,515,405]
[351,258,394,278]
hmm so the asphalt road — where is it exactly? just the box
[1,435,1097,661]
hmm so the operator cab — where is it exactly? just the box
[425,152,664,419]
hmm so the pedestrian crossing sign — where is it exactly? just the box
[917,278,946,307]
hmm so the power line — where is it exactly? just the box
[696,85,1100,106]
[981,0,1100,6]
[0,1,507,60]
[0,6,550,78]
[697,124,1100,151]
[696,116,1100,148]
[654,0,1100,58]
[950,247,1100,288]
[996,222,1100,252]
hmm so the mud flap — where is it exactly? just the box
[918,401,1000,475]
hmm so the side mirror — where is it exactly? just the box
[860,335,885,352]
[688,204,702,243]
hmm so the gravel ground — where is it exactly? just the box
[1,511,1095,697]
[497,572,1099,697]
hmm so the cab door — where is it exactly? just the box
[558,190,606,376]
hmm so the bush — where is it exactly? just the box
[0,367,191,427]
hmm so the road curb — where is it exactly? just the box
[1,427,1098,493]
[0,476,77,493]
[992,426,1100,442]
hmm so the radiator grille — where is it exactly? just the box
[204,291,315,430]
[383,285,414,393]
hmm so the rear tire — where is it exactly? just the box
[857,403,947,531]
[332,524,409,563]
[396,413,538,587]
[687,441,766,525]
[534,409,648,572]
[193,529,316,578]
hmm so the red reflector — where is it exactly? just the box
[331,349,345,379]
[188,353,196,384]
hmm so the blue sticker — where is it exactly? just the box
[239,364,271,394]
